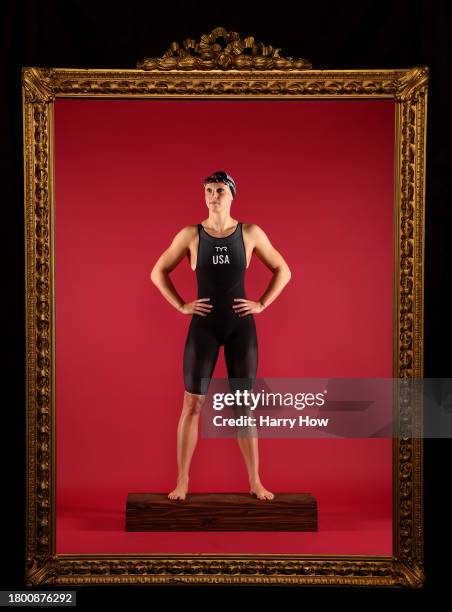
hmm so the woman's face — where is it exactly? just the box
[204,181,233,210]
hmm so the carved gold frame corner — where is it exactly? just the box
[22,27,427,588]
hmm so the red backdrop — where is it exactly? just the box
[55,98,394,554]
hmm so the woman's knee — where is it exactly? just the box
[183,390,206,415]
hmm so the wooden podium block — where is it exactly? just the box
[125,492,317,532]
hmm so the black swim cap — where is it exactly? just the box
[204,170,236,198]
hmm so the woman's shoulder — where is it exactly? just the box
[242,224,271,248]
[178,224,200,237]
[169,225,199,248]
[242,222,264,235]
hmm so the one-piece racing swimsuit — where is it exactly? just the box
[183,222,258,395]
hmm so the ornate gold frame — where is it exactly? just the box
[22,28,427,588]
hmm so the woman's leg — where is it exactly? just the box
[224,317,274,500]
[169,318,219,500]
[168,391,206,500]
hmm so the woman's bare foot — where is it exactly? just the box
[249,480,274,500]
[168,476,189,500]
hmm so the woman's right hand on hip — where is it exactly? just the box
[179,298,213,316]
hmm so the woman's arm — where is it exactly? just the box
[150,227,192,311]
[150,226,213,316]
[254,225,291,309]
[233,224,291,316]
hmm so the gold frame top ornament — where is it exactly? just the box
[137,26,312,71]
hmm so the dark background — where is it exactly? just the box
[2,0,450,602]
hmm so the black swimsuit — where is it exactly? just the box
[183,222,258,395]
